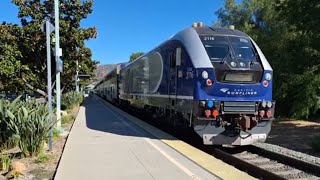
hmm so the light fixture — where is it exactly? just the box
[267,101,272,108]
[202,71,208,79]
[265,73,272,80]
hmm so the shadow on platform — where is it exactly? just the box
[83,95,175,141]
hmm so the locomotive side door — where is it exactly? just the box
[168,46,181,126]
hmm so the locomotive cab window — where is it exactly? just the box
[200,35,261,69]
[201,36,229,62]
[229,36,258,65]
[204,44,229,61]
[200,34,263,83]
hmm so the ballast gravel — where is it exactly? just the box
[234,149,314,179]
[253,142,320,166]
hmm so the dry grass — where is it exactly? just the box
[275,118,320,127]
[268,118,320,157]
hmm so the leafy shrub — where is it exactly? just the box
[0,97,22,149]
[311,137,320,152]
[61,116,73,124]
[35,153,49,163]
[0,96,54,157]
[0,92,81,157]
[0,153,11,171]
[53,128,60,140]
[61,91,83,110]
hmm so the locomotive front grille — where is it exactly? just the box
[222,101,256,114]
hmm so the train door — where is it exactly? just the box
[168,47,182,126]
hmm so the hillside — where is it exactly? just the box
[94,64,117,83]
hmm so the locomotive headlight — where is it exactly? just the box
[267,101,272,108]
[265,73,272,80]
[261,100,267,108]
[199,101,206,107]
[202,71,209,79]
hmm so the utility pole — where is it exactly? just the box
[44,20,54,151]
[54,0,62,132]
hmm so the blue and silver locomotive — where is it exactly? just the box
[95,23,275,146]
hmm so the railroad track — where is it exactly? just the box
[212,145,320,180]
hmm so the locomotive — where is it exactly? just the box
[95,23,275,146]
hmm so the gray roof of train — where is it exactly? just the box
[193,26,248,37]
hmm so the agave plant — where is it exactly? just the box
[0,96,22,149]
[0,96,54,157]
[6,104,53,157]
[0,92,81,157]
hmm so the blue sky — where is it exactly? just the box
[0,0,225,65]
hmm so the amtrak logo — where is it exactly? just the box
[220,88,229,93]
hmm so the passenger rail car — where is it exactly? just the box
[95,23,275,146]
[95,63,126,104]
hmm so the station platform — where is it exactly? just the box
[54,95,255,180]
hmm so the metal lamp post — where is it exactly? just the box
[54,0,63,132]
[43,20,55,151]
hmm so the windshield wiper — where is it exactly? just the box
[220,51,231,64]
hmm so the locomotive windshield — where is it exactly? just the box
[200,35,259,68]
[229,36,258,64]
[202,36,229,61]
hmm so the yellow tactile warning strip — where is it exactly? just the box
[96,96,256,180]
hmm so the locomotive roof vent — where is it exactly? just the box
[192,22,197,27]
[192,22,204,28]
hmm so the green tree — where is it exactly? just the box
[7,0,99,95]
[129,52,144,62]
[215,0,320,119]
[0,24,30,93]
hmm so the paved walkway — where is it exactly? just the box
[54,96,219,180]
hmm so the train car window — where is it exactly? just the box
[176,47,181,66]
[132,62,143,93]
[148,52,163,92]
[127,69,130,93]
